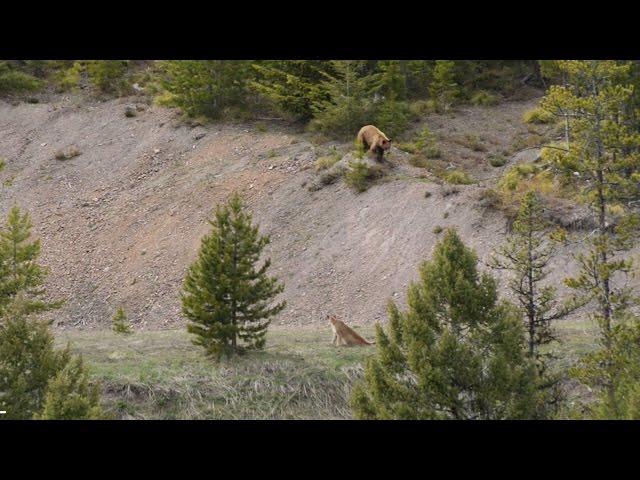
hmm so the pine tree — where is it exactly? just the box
[429,60,460,110]
[310,60,375,138]
[490,191,579,414]
[112,307,132,335]
[405,60,434,98]
[541,60,640,414]
[569,318,640,419]
[158,60,251,118]
[250,61,329,119]
[490,191,577,367]
[351,229,542,419]
[0,206,62,316]
[371,60,407,101]
[36,355,103,420]
[0,297,71,419]
[182,194,286,359]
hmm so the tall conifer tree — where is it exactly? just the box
[352,229,542,419]
[182,194,286,359]
[541,60,640,413]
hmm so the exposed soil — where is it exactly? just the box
[2,93,637,332]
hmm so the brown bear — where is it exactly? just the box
[356,125,391,162]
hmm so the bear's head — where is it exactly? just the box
[378,136,391,151]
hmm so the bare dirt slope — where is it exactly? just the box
[2,93,628,331]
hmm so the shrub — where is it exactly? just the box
[432,225,443,234]
[36,356,104,420]
[315,148,342,171]
[443,169,474,185]
[0,304,71,419]
[0,62,42,94]
[374,100,411,138]
[409,99,439,116]
[478,188,501,208]
[424,144,442,159]
[495,162,558,214]
[441,185,460,197]
[470,90,499,106]
[54,61,83,91]
[124,106,137,118]
[112,307,133,335]
[511,133,545,152]
[344,161,384,193]
[85,60,129,93]
[488,153,508,167]
[523,107,555,124]
[54,146,81,160]
[461,134,487,152]
[408,155,430,169]
[400,128,442,159]
[317,167,345,187]
[309,101,371,139]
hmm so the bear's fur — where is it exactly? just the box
[356,125,391,162]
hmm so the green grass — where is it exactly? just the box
[55,316,604,419]
[56,325,376,419]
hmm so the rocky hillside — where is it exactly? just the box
[1,92,631,331]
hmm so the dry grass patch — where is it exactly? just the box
[55,326,375,419]
[54,145,81,160]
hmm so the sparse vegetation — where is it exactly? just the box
[54,146,81,160]
[315,148,342,171]
[344,161,384,193]
[318,167,345,187]
[85,60,129,94]
[0,61,42,94]
[36,355,104,420]
[470,90,499,106]
[510,133,546,152]
[488,153,507,167]
[523,106,555,124]
[443,169,474,185]
[459,134,487,152]
[112,307,133,335]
